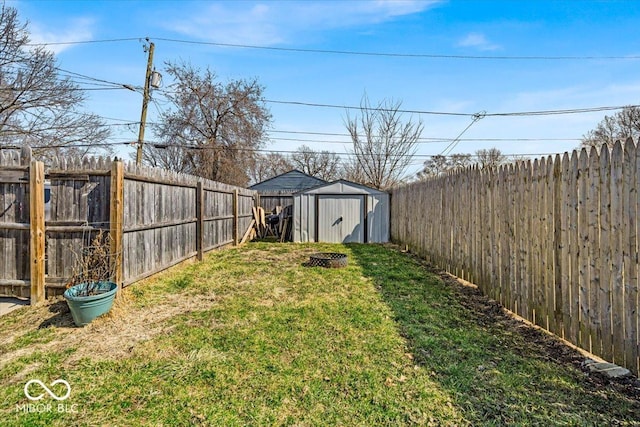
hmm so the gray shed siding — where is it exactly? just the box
[293,181,389,243]
[317,195,365,243]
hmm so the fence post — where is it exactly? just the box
[29,160,45,305]
[196,181,204,261]
[110,161,124,289]
[233,189,239,246]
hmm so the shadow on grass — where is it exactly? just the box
[348,243,640,426]
[38,300,75,329]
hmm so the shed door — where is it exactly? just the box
[317,195,365,243]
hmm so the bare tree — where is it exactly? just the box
[341,155,369,184]
[248,152,292,184]
[290,145,341,181]
[418,153,472,179]
[146,61,271,186]
[475,148,506,169]
[419,149,508,178]
[450,153,473,169]
[143,144,191,173]
[345,96,423,189]
[0,4,111,162]
[509,154,529,163]
[419,155,448,179]
[581,106,640,150]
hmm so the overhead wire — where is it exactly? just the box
[10,36,624,159]
[22,139,563,159]
[157,85,639,118]
[5,86,133,92]
[10,40,638,120]
[263,98,640,118]
[150,37,640,61]
[22,35,640,61]
[37,116,578,142]
[267,129,581,142]
[25,37,141,47]
[440,111,486,155]
[7,51,140,91]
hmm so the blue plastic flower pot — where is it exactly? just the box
[63,281,118,326]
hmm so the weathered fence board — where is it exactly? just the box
[568,152,580,345]
[624,141,639,373]
[391,140,640,376]
[611,142,625,365]
[587,149,601,356]
[45,157,113,292]
[257,193,294,214]
[0,151,257,299]
[0,148,31,297]
[559,153,571,340]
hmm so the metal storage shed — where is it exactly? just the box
[249,170,327,213]
[292,180,390,243]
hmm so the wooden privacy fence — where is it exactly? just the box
[391,139,640,376]
[0,148,256,304]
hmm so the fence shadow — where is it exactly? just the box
[347,243,640,424]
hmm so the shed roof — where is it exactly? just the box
[294,179,388,195]
[249,170,327,192]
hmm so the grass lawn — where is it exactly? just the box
[0,242,638,426]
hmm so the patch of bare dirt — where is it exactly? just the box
[426,261,640,402]
[1,288,222,376]
[387,243,640,403]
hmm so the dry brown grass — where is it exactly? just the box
[0,259,221,373]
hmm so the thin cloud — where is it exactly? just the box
[370,0,440,18]
[507,82,640,111]
[161,1,442,46]
[457,32,500,51]
[29,18,95,54]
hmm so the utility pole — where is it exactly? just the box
[136,39,155,165]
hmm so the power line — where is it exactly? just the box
[264,99,469,116]
[10,51,138,90]
[5,86,133,92]
[58,119,579,142]
[99,115,138,123]
[35,112,580,142]
[268,130,581,142]
[49,63,632,121]
[26,139,563,159]
[151,37,640,61]
[268,136,436,145]
[265,98,640,118]
[266,136,581,145]
[25,38,141,47]
[23,35,640,61]
[440,111,486,155]
[55,67,139,91]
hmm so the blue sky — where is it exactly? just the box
[9,0,640,175]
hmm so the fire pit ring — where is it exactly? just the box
[308,252,348,268]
